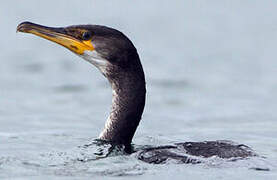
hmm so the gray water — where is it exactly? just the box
[1,0,277,179]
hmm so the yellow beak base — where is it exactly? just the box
[17,22,94,55]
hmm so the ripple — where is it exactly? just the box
[53,84,88,93]
[16,63,44,73]
[151,79,189,88]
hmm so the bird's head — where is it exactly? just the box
[17,22,140,77]
[17,22,146,145]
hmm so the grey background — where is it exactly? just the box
[0,1,277,179]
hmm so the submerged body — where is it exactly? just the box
[138,141,255,164]
[17,22,256,163]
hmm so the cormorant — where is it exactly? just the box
[16,22,256,164]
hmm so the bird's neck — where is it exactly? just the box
[99,59,146,146]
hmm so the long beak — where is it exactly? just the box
[16,21,94,55]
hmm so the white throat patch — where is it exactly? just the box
[81,50,108,74]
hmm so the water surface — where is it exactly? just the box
[1,1,277,179]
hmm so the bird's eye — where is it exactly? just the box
[82,31,92,40]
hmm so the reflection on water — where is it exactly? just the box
[1,0,277,179]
